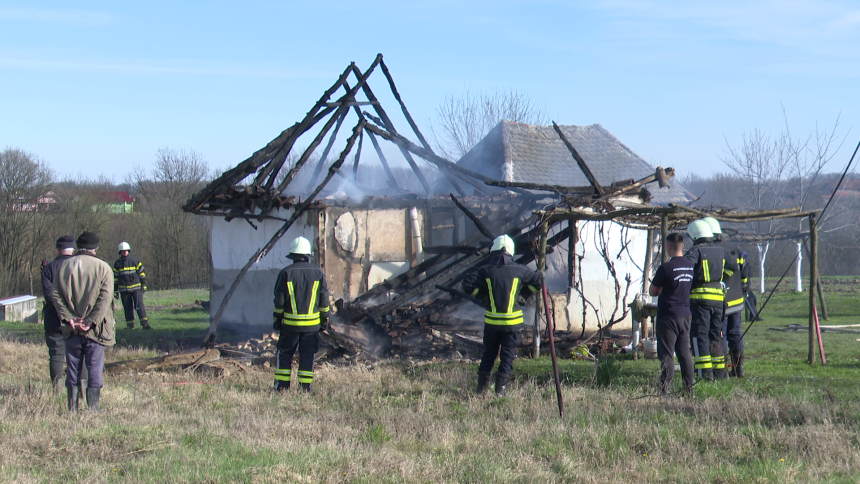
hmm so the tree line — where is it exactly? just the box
[0,147,211,298]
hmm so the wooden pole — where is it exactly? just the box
[816,275,829,321]
[542,285,565,418]
[566,221,577,332]
[640,229,655,344]
[534,221,549,358]
[808,213,819,365]
[660,214,669,263]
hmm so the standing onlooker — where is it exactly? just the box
[113,241,150,330]
[52,231,116,413]
[272,237,330,393]
[463,235,543,396]
[649,233,695,397]
[41,235,88,392]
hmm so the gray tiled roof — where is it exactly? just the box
[457,121,691,205]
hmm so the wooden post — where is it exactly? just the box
[808,213,819,365]
[642,229,654,293]
[566,221,577,331]
[534,220,550,358]
[660,214,669,263]
[816,275,829,321]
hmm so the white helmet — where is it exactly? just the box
[701,217,722,235]
[118,241,131,253]
[491,234,515,255]
[289,236,312,256]
[687,220,714,241]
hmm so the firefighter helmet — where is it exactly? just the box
[687,220,713,241]
[289,236,312,256]
[491,234,515,255]
[118,241,131,253]
[702,217,722,235]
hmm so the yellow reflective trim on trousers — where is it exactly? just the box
[507,278,519,313]
[702,259,710,282]
[471,287,480,297]
[287,281,298,314]
[726,297,744,307]
[297,370,313,383]
[274,369,291,381]
[486,278,497,313]
[694,356,713,369]
[712,356,726,369]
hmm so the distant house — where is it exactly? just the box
[97,191,135,213]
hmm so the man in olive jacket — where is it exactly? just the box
[51,231,116,413]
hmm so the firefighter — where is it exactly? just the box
[685,220,738,381]
[702,217,750,377]
[113,242,150,330]
[463,235,543,396]
[273,236,330,393]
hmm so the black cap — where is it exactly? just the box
[76,231,100,250]
[56,235,75,250]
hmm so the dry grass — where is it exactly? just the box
[1,337,860,483]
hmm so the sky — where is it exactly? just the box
[1,0,858,182]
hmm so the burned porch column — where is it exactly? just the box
[534,220,550,358]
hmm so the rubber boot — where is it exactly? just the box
[701,368,714,382]
[141,319,152,330]
[67,387,79,414]
[494,373,511,396]
[300,383,313,394]
[86,388,103,414]
[126,321,135,330]
[273,381,289,392]
[733,351,745,378]
[476,372,491,395]
[78,380,87,407]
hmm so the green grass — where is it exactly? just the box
[2,286,860,482]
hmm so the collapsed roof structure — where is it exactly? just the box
[185,54,823,361]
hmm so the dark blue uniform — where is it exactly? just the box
[651,256,695,395]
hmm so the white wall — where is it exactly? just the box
[210,208,318,332]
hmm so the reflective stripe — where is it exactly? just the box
[724,269,734,277]
[287,281,298,314]
[319,306,330,313]
[722,259,726,279]
[471,287,480,297]
[486,279,496,313]
[507,278,519,313]
[308,281,319,313]
[741,278,749,284]
[118,283,142,290]
[691,286,725,301]
[702,259,710,282]
[694,356,713,369]
[297,370,314,384]
[690,293,725,301]
[726,296,744,307]
[274,308,284,314]
[116,266,139,272]
[274,369,291,382]
[527,285,539,293]
[739,257,745,265]
[713,355,726,370]
[485,310,524,326]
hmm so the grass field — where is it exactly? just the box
[1,285,860,483]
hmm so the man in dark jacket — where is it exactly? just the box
[113,241,150,330]
[463,235,543,396]
[685,220,738,381]
[41,235,86,392]
[273,236,330,393]
[649,233,695,397]
[52,231,116,413]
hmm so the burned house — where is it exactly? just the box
[184,54,692,356]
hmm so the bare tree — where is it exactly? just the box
[129,148,210,289]
[0,147,54,296]
[430,87,548,161]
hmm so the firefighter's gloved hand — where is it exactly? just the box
[272,313,282,332]
[142,285,147,293]
[319,313,329,331]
